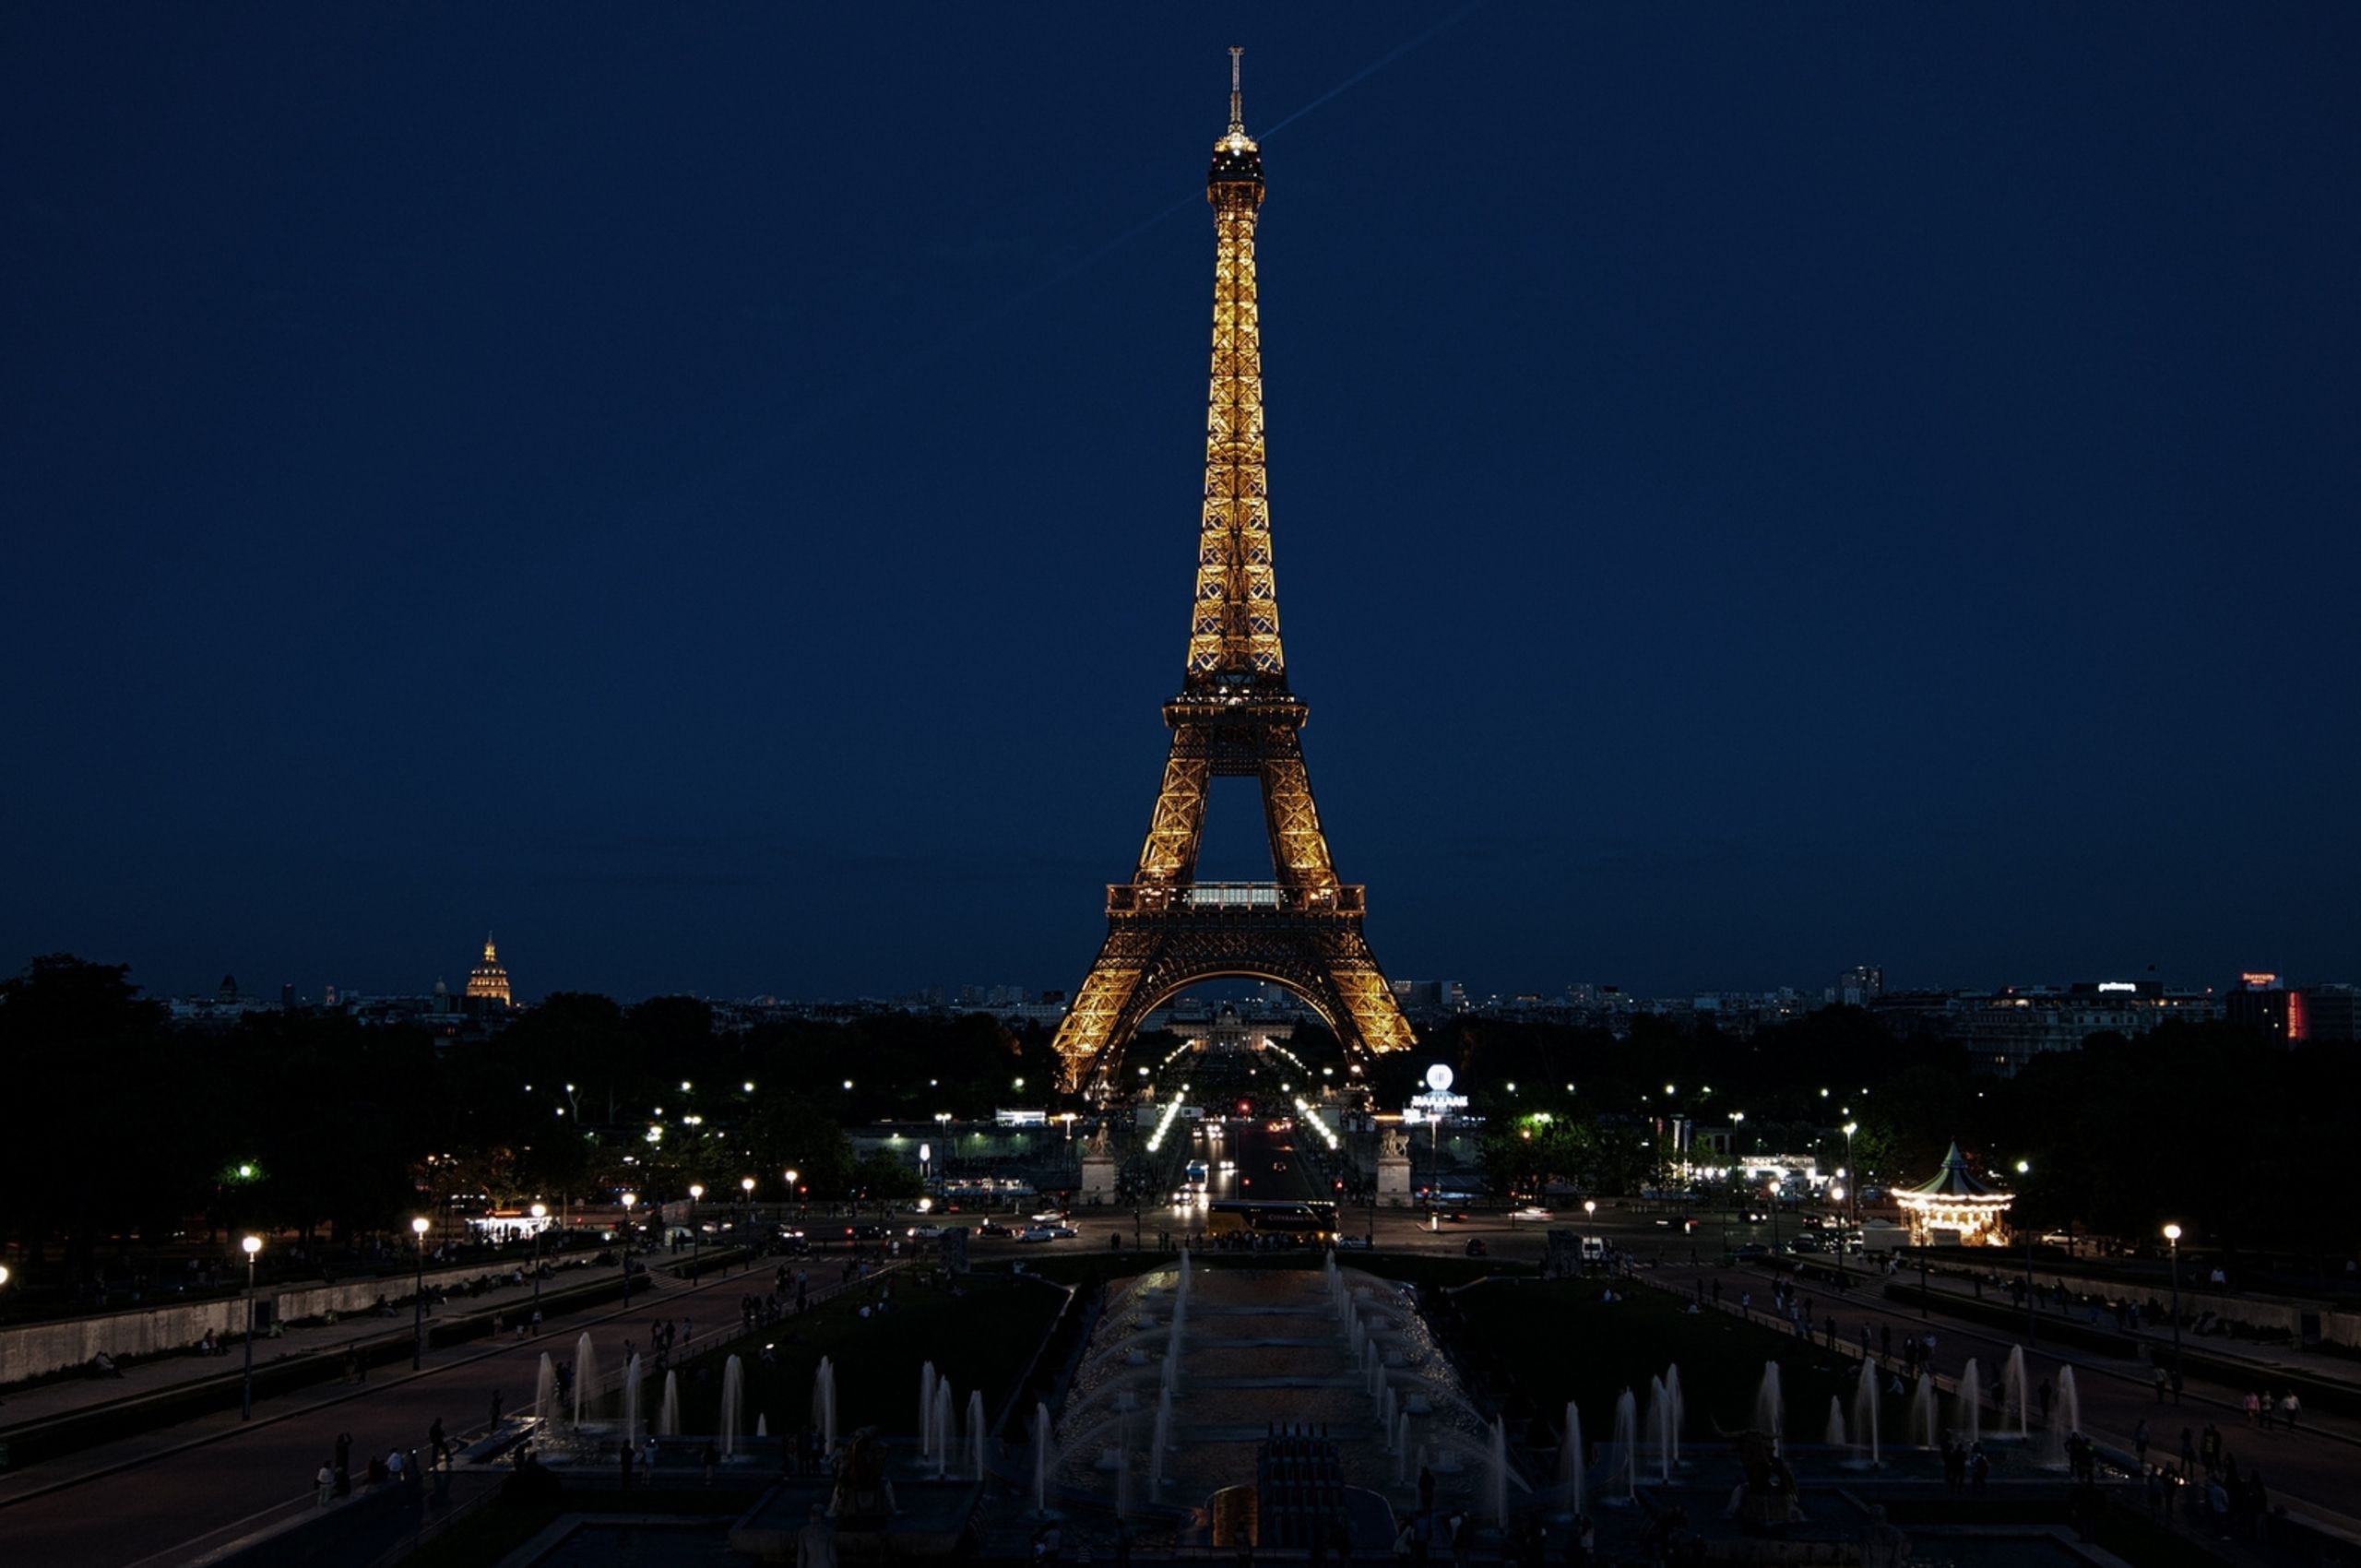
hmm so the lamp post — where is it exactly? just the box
[409,1217,431,1370]
[620,1193,638,1304]
[2164,1223,2184,1382]
[687,1184,704,1277]
[2017,1159,2035,1348]
[240,1236,261,1420]
[785,1170,800,1224]
[528,1202,548,1320]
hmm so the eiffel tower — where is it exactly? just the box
[1051,51,1417,1093]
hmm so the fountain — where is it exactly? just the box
[758,1414,769,1437]
[719,1355,744,1457]
[1824,1397,1848,1448]
[932,1381,956,1477]
[1032,1401,1055,1514]
[659,1371,680,1437]
[2002,1347,2029,1439]
[1958,1356,1982,1445]
[572,1332,599,1426]
[1557,1400,1584,1518]
[1663,1365,1683,1470]
[1488,1416,1510,1525]
[1149,1389,1171,1493]
[1910,1372,1938,1447]
[1752,1361,1785,1446]
[1643,1376,1670,1483]
[2042,1367,2080,1469]
[534,1353,559,1426]
[1610,1387,1639,1502]
[620,1352,642,1443]
[968,1391,988,1482]
[813,1357,837,1453]
[1851,1357,1880,1467]
[920,1363,938,1465]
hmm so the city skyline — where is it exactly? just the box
[9,10,2357,1005]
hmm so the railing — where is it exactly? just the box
[1106,882,1365,918]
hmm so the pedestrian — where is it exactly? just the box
[2153,1366,2168,1405]
[430,1416,451,1469]
[2280,1391,2300,1431]
[317,1460,335,1505]
[530,1307,542,1336]
[2242,1391,2260,1426]
[386,1448,406,1484]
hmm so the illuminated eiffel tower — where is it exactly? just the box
[1052,51,1416,1093]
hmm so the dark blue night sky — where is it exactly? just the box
[6,6,2356,1003]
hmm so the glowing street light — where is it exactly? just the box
[620,1192,639,1304]
[687,1184,705,1276]
[409,1217,432,1370]
[528,1202,549,1318]
[2164,1223,2185,1380]
[240,1235,262,1420]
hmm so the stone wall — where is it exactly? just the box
[0,1257,576,1386]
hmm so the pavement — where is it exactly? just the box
[0,1243,806,1568]
[0,1248,635,1439]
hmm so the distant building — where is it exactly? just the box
[2295,983,2358,1044]
[1839,965,1885,1006]
[1960,980,2221,1077]
[466,935,514,1010]
[2225,972,2294,1039]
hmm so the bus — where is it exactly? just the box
[1204,1199,1338,1247]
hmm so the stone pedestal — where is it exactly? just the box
[1080,1151,1117,1201]
[1376,1153,1412,1207]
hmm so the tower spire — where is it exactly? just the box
[1228,45,1245,134]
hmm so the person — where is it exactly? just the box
[2242,1391,2260,1426]
[2280,1391,2300,1431]
[799,1504,839,1568]
[1968,1443,1988,1494]
[2246,1470,2269,1543]
[2153,1365,2169,1404]
[491,1390,504,1428]
[386,1448,406,1484]
[430,1417,450,1470]
[317,1460,335,1505]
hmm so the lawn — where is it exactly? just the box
[1447,1278,1870,1447]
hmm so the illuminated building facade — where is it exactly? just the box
[465,934,513,1010]
[1050,52,1416,1092]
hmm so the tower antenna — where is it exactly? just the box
[1228,46,1245,133]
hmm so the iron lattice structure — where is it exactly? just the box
[1052,53,1417,1092]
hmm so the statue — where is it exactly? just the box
[1380,1129,1410,1160]
[1087,1123,1113,1158]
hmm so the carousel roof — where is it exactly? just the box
[1898,1142,2009,1202]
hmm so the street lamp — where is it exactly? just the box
[2017,1159,2035,1347]
[240,1236,262,1420]
[785,1169,800,1220]
[2164,1223,2184,1382]
[529,1203,548,1319]
[620,1193,638,1304]
[688,1184,705,1277]
[409,1217,431,1370]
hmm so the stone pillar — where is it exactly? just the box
[1376,1151,1412,1207]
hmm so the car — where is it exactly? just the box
[1733,1242,1770,1260]
[1511,1206,1553,1223]
[1786,1235,1826,1254]
[1465,1238,1489,1257]
[908,1225,946,1240]
[1030,1209,1068,1224]
[1335,1236,1372,1251]
[1046,1223,1078,1239]
[1016,1227,1059,1243]
[976,1220,1013,1239]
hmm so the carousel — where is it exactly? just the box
[1893,1142,2013,1246]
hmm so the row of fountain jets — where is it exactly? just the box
[521,1261,2081,1523]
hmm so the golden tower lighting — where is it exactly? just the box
[1050,51,1416,1092]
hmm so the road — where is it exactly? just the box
[0,1258,776,1568]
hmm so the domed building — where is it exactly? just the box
[465,934,513,1011]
